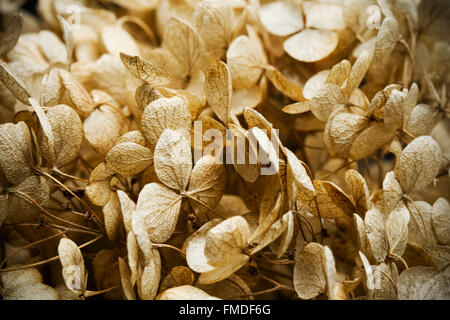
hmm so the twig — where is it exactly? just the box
[0,234,104,273]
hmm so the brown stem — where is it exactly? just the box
[182,192,226,219]
[35,167,104,229]
[388,253,409,270]
[404,195,428,240]
[151,243,186,257]
[84,285,120,298]
[0,234,103,273]
[10,189,100,234]
[0,231,66,268]
[322,160,357,180]
[52,167,88,183]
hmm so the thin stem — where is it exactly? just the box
[401,129,416,140]
[0,231,66,268]
[404,195,428,240]
[181,192,226,219]
[0,234,103,273]
[151,243,186,257]
[118,16,157,46]
[254,252,294,265]
[313,197,324,244]
[388,253,409,270]
[78,154,93,172]
[377,269,398,293]
[84,285,120,298]
[52,167,88,183]
[10,189,100,234]
[322,160,357,180]
[35,167,104,229]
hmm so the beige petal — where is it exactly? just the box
[187,155,225,215]
[397,267,450,300]
[106,142,153,177]
[194,0,234,58]
[0,56,31,105]
[395,136,441,193]
[265,66,304,101]
[204,60,232,125]
[120,52,171,87]
[164,17,207,77]
[405,104,438,137]
[154,129,192,191]
[198,253,250,285]
[137,250,161,300]
[310,83,345,122]
[258,0,304,36]
[46,104,83,168]
[364,208,388,262]
[384,89,407,131]
[326,60,351,87]
[118,257,136,300]
[303,1,345,30]
[59,68,95,118]
[345,169,370,214]
[157,285,220,300]
[103,192,123,242]
[386,202,410,256]
[136,183,182,244]
[0,122,33,185]
[141,96,191,147]
[227,29,265,89]
[285,148,315,208]
[101,24,139,56]
[83,104,126,156]
[407,201,435,247]
[284,29,338,63]
[185,219,222,273]
[57,238,87,294]
[349,122,394,160]
[293,242,326,299]
[29,98,55,165]
[249,211,291,255]
[205,216,250,265]
[343,50,371,97]
[117,190,136,235]
[431,198,450,245]
[373,17,399,68]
